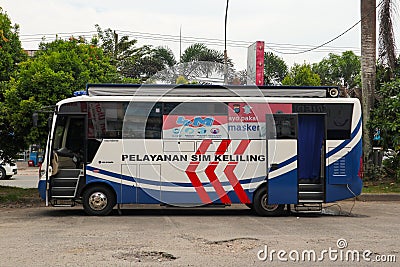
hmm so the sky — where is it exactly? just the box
[1,0,399,70]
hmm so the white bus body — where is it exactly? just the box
[38,84,363,216]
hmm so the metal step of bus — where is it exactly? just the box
[299,183,323,190]
[51,177,79,188]
[51,199,76,207]
[294,203,322,213]
[298,191,324,200]
[50,187,77,198]
[53,169,81,178]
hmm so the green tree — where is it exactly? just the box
[264,52,288,85]
[370,78,400,180]
[94,25,146,79]
[313,51,361,92]
[282,63,321,86]
[0,7,27,161]
[0,7,27,96]
[378,0,397,76]
[2,38,120,157]
[181,43,224,63]
[124,46,177,80]
[179,43,235,83]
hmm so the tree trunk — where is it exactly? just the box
[361,0,376,178]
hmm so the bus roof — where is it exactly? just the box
[86,84,339,98]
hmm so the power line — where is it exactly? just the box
[265,0,385,55]
[18,0,379,57]
[19,30,361,55]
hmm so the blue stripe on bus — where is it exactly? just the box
[86,165,266,187]
[86,175,255,204]
[326,119,361,158]
[269,155,297,172]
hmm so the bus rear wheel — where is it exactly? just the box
[83,185,116,216]
[253,187,285,216]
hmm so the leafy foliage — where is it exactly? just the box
[371,79,400,150]
[312,51,361,90]
[95,25,176,82]
[0,8,27,161]
[180,43,236,83]
[181,43,224,63]
[282,63,321,86]
[370,78,400,180]
[94,24,144,73]
[378,0,397,73]
[0,8,27,84]
[124,46,177,80]
[263,52,288,85]
[1,38,121,157]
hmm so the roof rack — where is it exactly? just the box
[86,84,340,98]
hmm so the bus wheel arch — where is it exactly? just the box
[252,184,285,216]
[82,183,116,216]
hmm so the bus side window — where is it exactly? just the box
[123,102,162,139]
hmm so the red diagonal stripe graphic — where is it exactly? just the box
[216,139,231,155]
[196,139,212,154]
[205,162,231,204]
[224,162,251,204]
[185,162,212,204]
[234,140,251,155]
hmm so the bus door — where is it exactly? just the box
[297,114,326,203]
[49,114,87,200]
[266,114,298,204]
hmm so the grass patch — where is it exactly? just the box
[363,180,400,193]
[0,186,41,205]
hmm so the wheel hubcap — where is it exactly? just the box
[261,194,278,211]
[88,192,108,211]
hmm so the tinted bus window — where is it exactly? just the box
[325,104,353,140]
[292,103,353,140]
[59,102,87,113]
[267,114,297,139]
[164,102,227,115]
[88,102,162,139]
[88,102,126,139]
[123,102,162,139]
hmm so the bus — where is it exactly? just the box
[38,84,363,216]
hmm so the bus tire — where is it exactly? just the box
[83,185,116,216]
[253,187,284,216]
[0,167,6,180]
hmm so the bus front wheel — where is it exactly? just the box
[0,167,6,180]
[253,187,284,216]
[83,185,116,216]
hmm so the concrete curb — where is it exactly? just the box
[356,193,400,201]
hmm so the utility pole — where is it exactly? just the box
[360,0,376,177]
[113,30,118,62]
[224,0,229,84]
[179,25,182,62]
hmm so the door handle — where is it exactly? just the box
[270,163,279,171]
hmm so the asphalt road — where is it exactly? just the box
[0,201,399,266]
[0,166,39,188]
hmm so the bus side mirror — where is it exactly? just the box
[33,112,38,127]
